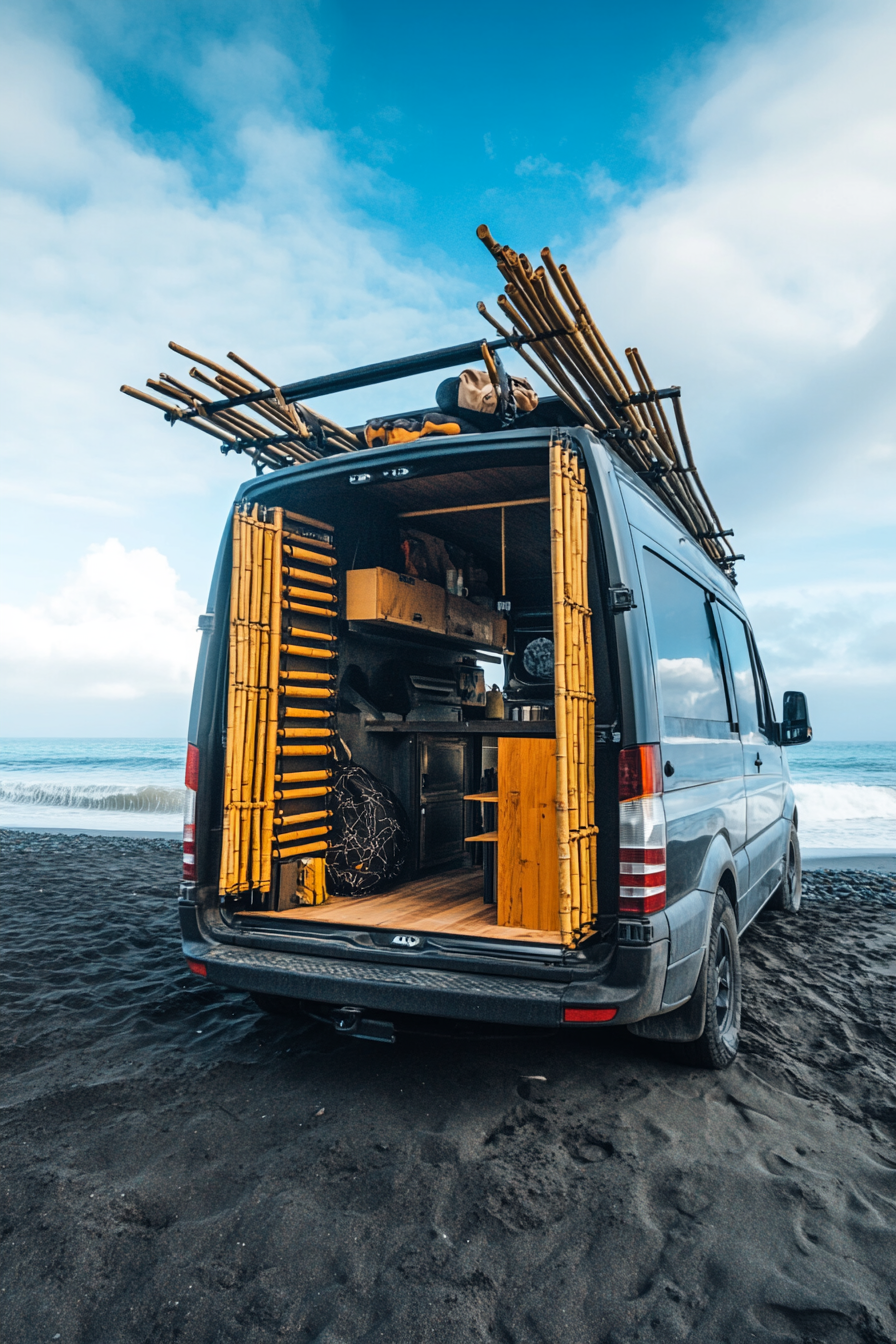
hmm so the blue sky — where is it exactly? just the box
[1,0,894,738]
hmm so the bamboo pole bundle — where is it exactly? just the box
[121,339,361,469]
[477,227,736,570]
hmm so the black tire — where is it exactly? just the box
[680,888,742,1069]
[768,826,801,912]
[250,992,308,1018]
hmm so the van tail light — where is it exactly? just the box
[618,745,666,914]
[183,743,199,881]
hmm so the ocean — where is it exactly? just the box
[0,738,894,851]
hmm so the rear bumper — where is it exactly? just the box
[181,928,669,1029]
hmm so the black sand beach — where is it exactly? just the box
[1,830,895,1344]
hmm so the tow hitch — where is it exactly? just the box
[331,1006,396,1045]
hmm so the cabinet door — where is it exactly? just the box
[419,737,467,867]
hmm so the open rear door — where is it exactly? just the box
[550,437,599,943]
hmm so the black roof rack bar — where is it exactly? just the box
[189,336,514,419]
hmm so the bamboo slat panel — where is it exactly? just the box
[219,505,337,899]
[549,437,599,943]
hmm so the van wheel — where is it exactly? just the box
[680,889,741,1070]
[250,991,307,1018]
[768,828,801,913]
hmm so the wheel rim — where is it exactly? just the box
[715,924,735,1035]
[787,842,796,898]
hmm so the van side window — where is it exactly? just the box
[716,605,762,739]
[643,551,730,731]
[748,632,776,735]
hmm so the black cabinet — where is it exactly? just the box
[418,736,468,868]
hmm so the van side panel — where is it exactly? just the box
[580,436,660,749]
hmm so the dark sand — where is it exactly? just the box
[1,831,895,1344]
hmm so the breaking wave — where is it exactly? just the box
[792,781,896,823]
[0,781,185,814]
[792,781,896,849]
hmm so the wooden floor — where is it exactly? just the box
[240,867,564,944]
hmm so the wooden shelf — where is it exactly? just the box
[465,831,498,843]
[464,791,498,802]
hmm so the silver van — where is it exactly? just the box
[179,415,811,1070]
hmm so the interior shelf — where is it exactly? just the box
[365,720,555,736]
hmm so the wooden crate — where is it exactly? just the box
[446,592,507,649]
[497,737,560,931]
[346,568,446,634]
[346,568,507,650]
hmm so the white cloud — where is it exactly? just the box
[0,539,201,701]
[573,0,896,520]
[0,20,471,616]
[565,0,896,735]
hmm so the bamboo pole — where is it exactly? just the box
[284,509,335,531]
[260,508,283,890]
[280,643,337,660]
[273,787,332,800]
[275,840,328,858]
[278,727,336,738]
[284,571,337,590]
[275,770,332,783]
[284,601,338,619]
[550,438,573,943]
[282,544,337,567]
[274,817,333,838]
[275,809,332,825]
[219,509,242,895]
[278,744,334,757]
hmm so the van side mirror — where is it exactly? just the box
[781,690,812,746]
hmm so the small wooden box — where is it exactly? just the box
[446,593,507,650]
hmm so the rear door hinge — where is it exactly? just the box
[608,585,636,613]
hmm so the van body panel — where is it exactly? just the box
[664,885,715,965]
[580,439,660,748]
[663,780,745,901]
[616,467,740,603]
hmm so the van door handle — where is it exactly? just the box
[754,754,763,773]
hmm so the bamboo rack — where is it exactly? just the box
[477,226,737,572]
[550,437,599,944]
[219,504,338,903]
